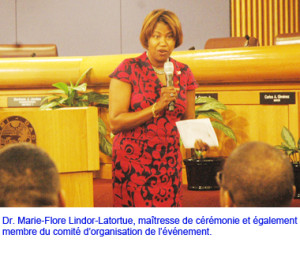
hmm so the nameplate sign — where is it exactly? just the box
[7,97,46,107]
[195,93,218,105]
[260,92,295,105]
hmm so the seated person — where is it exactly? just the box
[0,143,65,207]
[217,141,295,207]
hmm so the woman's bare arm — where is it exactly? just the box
[182,90,195,120]
[109,78,180,134]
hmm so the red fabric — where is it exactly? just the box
[109,52,198,207]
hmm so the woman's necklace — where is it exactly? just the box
[152,66,165,75]
[146,51,165,75]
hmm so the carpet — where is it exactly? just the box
[93,179,300,207]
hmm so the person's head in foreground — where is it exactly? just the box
[0,143,65,207]
[217,141,295,207]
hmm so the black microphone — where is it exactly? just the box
[164,60,175,111]
[245,35,250,46]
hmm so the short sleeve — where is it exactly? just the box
[186,67,198,90]
[109,59,132,84]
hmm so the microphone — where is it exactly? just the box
[245,35,250,46]
[164,60,175,111]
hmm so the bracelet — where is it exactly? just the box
[152,103,159,118]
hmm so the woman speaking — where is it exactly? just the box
[109,9,199,207]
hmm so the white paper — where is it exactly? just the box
[176,118,219,148]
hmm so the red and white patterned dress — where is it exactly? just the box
[109,52,198,207]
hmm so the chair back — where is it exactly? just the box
[204,36,259,49]
[274,33,300,45]
[0,44,58,57]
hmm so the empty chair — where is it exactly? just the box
[204,35,259,49]
[0,44,58,57]
[274,33,300,46]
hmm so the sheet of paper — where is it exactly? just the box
[176,118,219,148]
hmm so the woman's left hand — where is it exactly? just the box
[194,139,209,152]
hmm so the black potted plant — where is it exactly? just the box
[183,96,237,190]
[40,67,112,157]
[275,126,300,198]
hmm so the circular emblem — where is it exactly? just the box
[0,116,36,148]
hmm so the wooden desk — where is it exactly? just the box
[0,107,99,207]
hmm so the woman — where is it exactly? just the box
[109,9,198,207]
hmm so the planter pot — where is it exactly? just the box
[293,163,300,199]
[183,157,225,191]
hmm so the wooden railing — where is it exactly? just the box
[0,44,300,89]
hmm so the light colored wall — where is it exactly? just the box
[0,0,16,44]
[17,0,121,56]
[121,0,230,53]
[0,0,230,56]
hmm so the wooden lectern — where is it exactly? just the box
[0,107,99,207]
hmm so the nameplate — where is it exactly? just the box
[195,93,218,105]
[260,92,295,105]
[7,97,46,107]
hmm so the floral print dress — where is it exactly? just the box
[109,52,198,207]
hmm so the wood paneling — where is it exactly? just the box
[60,172,94,207]
[231,0,300,46]
[0,107,99,206]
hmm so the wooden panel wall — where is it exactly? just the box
[231,0,300,45]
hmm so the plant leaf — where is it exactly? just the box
[75,67,92,87]
[40,95,56,104]
[196,101,227,111]
[67,90,76,106]
[40,100,62,110]
[48,89,66,94]
[99,134,112,157]
[87,92,109,106]
[98,117,107,136]
[212,121,237,142]
[195,96,217,104]
[195,109,223,122]
[281,126,296,148]
[194,150,203,159]
[74,83,87,92]
[275,144,290,152]
[52,82,69,95]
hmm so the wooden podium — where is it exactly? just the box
[0,107,99,207]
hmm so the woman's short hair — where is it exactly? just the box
[140,9,183,49]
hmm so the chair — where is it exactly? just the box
[274,33,300,45]
[0,44,58,57]
[204,36,259,49]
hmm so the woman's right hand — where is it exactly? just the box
[155,86,179,113]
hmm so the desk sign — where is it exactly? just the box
[195,93,218,105]
[7,97,46,107]
[260,92,295,105]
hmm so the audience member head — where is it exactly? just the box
[140,9,183,49]
[0,143,65,207]
[217,141,295,207]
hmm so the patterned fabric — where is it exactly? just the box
[109,52,198,207]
